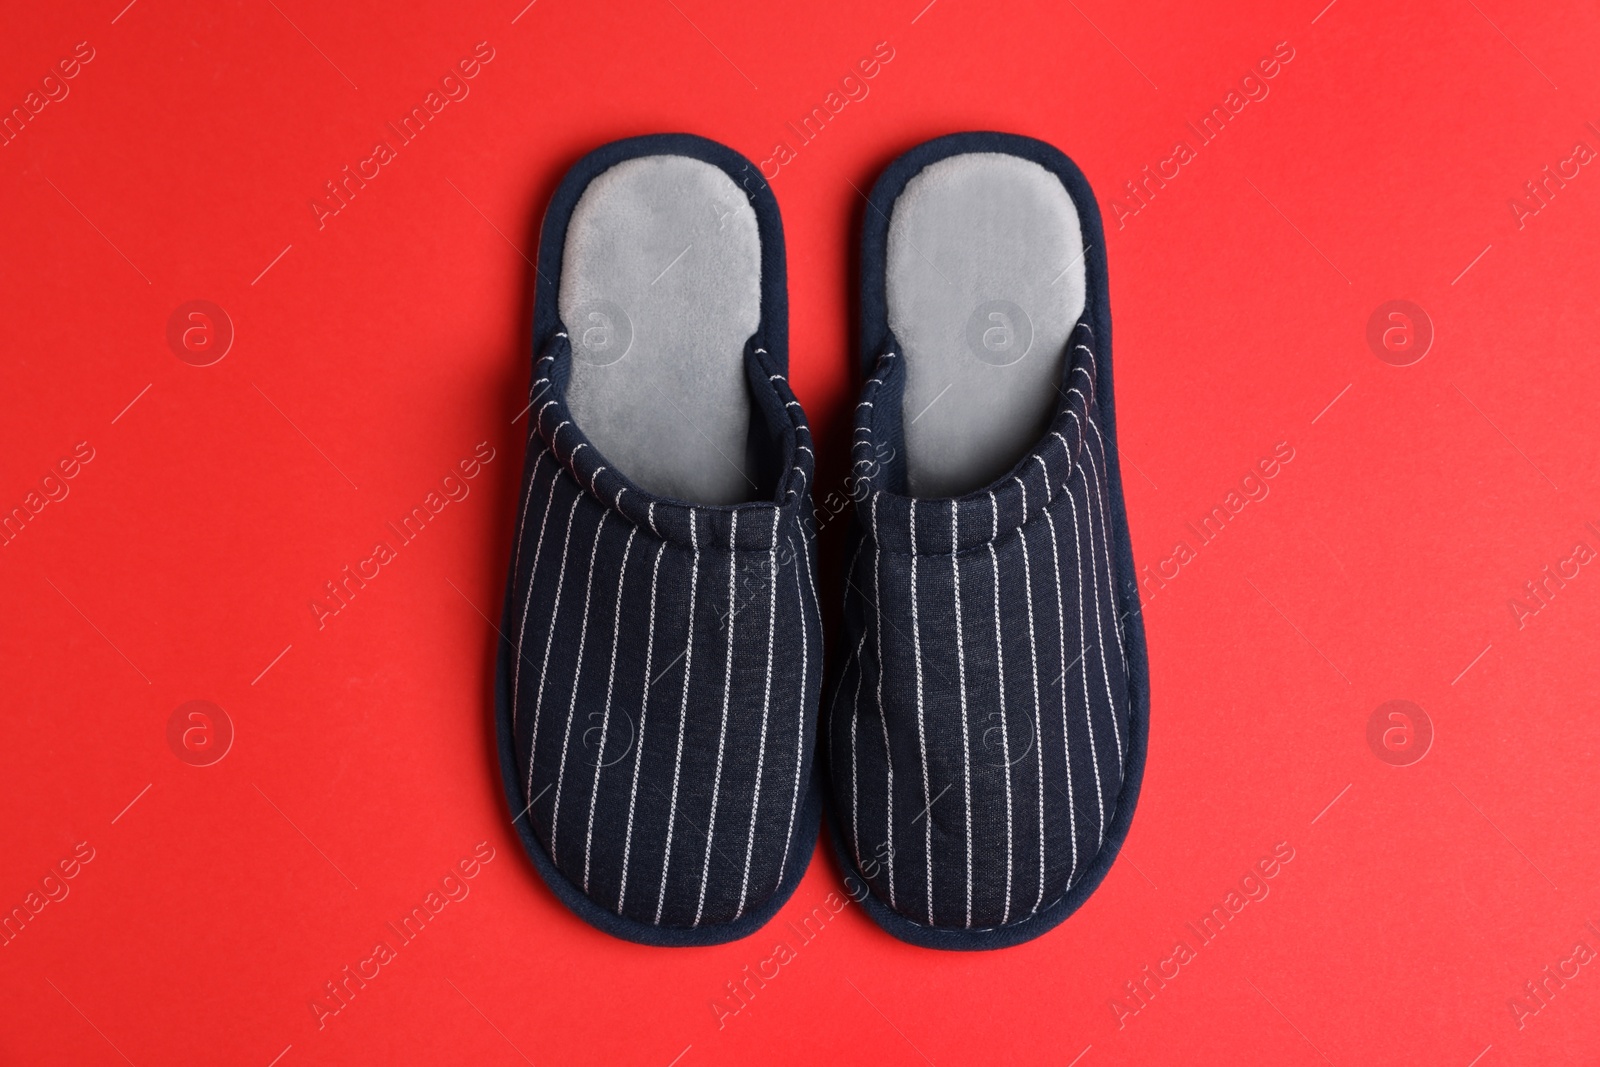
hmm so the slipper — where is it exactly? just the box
[495,134,822,947]
[825,132,1149,950]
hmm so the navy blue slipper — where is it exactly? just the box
[496,134,823,947]
[824,131,1149,950]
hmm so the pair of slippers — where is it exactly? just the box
[494,132,1148,950]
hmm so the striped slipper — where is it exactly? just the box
[496,135,822,946]
[826,132,1150,950]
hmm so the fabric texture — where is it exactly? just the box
[495,134,823,947]
[886,150,1086,497]
[826,131,1149,950]
[560,153,763,505]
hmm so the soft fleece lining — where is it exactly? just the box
[496,134,821,949]
[888,152,1086,498]
[561,155,762,505]
[828,131,1149,951]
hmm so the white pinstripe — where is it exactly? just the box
[846,623,870,868]
[950,500,973,927]
[828,538,867,760]
[1065,483,1106,843]
[800,510,823,622]
[735,513,782,917]
[821,537,868,869]
[1062,408,1085,456]
[526,492,583,802]
[1080,445,1125,770]
[655,515,700,924]
[693,510,740,926]
[774,527,818,891]
[549,512,609,864]
[908,500,934,925]
[616,534,665,914]
[1036,465,1079,889]
[872,495,896,907]
[1012,475,1047,915]
[509,450,551,731]
[1086,417,1130,674]
[1074,340,1097,375]
[987,492,1015,925]
[582,522,636,892]
[1069,362,1093,393]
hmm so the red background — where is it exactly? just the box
[3,0,1599,1063]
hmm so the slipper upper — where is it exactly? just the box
[828,318,1134,933]
[504,334,822,932]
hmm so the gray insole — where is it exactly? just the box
[560,155,761,506]
[887,152,1087,499]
